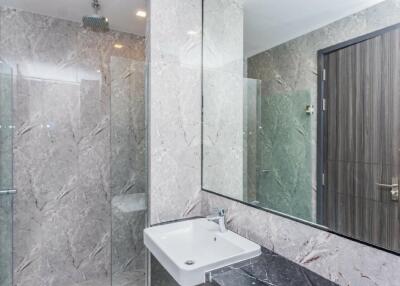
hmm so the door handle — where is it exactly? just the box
[0,189,17,195]
[376,178,399,201]
[375,183,398,188]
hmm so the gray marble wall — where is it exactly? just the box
[0,62,13,286]
[202,0,244,200]
[148,0,202,225]
[0,7,145,286]
[110,57,146,283]
[202,192,400,286]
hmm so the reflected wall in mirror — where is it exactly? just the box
[202,0,400,253]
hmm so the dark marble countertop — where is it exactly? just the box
[205,247,338,286]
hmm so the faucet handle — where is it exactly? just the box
[212,208,225,216]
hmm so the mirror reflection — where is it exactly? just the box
[202,0,400,253]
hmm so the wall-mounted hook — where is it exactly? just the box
[305,104,314,115]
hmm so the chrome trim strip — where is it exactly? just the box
[0,189,17,195]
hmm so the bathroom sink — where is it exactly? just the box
[144,218,261,286]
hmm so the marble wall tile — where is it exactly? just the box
[110,56,146,278]
[202,0,244,200]
[148,0,202,225]
[0,63,13,191]
[202,0,244,72]
[256,91,312,221]
[111,57,146,197]
[0,6,146,286]
[149,0,202,67]
[202,191,400,286]
[12,76,89,286]
[0,67,13,286]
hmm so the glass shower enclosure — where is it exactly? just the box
[244,78,313,222]
[0,61,14,286]
[0,12,147,286]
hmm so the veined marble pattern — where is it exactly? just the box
[207,247,338,286]
[110,57,146,278]
[202,0,244,200]
[256,91,312,221]
[0,64,13,286]
[0,7,146,286]
[0,63,13,191]
[148,0,202,225]
[111,57,146,198]
[202,191,400,286]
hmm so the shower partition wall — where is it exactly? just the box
[0,61,13,286]
[243,77,313,222]
[256,91,313,222]
[0,6,147,286]
[111,57,147,285]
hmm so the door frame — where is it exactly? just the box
[316,22,400,225]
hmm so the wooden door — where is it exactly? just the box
[321,26,400,252]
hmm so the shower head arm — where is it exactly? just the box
[91,0,100,13]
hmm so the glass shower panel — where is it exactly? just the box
[110,57,147,286]
[256,91,313,221]
[0,61,13,286]
[243,78,261,202]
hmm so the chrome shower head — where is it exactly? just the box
[82,0,109,32]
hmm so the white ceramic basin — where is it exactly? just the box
[144,218,261,286]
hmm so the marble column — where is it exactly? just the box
[148,0,202,225]
[202,0,244,200]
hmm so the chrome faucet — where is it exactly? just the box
[207,208,227,233]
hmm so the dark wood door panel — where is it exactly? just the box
[325,188,399,251]
[326,160,398,201]
[325,28,400,166]
[322,26,400,252]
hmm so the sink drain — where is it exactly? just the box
[185,260,195,266]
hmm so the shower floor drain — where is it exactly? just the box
[184,260,195,266]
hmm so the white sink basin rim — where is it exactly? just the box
[144,218,261,286]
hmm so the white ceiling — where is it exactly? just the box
[244,0,385,57]
[0,0,147,36]
[0,0,386,54]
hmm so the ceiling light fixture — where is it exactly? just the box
[187,30,198,35]
[136,10,147,18]
[114,44,124,49]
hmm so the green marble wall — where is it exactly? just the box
[256,91,312,221]
[0,62,13,286]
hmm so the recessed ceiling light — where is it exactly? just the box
[136,10,147,18]
[114,44,124,49]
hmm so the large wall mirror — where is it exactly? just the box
[202,0,400,254]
